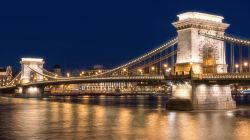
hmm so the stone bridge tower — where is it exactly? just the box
[20,58,44,84]
[168,12,236,110]
[172,12,229,74]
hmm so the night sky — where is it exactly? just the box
[0,0,250,72]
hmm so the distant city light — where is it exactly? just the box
[66,73,70,77]
[244,62,248,67]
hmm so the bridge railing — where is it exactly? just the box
[196,73,250,80]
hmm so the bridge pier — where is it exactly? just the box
[167,82,236,110]
[192,83,236,110]
[167,82,193,110]
[18,86,44,98]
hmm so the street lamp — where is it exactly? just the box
[151,66,156,74]
[66,72,70,78]
[244,62,248,72]
[163,64,168,68]
[235,64,239,73]
[80,71,85,77]
[122,68,127,75]
[138,69,143,75]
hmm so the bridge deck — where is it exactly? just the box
[0,75,165,89]
[193,73,250,81]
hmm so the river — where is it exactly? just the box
[0,95,250,140]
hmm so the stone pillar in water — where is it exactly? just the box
[192,84,236,110]
[168,82,236,110]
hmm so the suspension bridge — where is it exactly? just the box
[1,12,250,110]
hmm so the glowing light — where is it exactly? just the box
[226,111,234,117]
[21,58,44,63]
[178,12,223,23]
[27,87,39,94]
[123,68,127,72]
[163,64,168,68]
[235,64,239,68]
[151,66,155,70]
[66,73,70,78]
[244,62,248,67]
[138,69,143,75]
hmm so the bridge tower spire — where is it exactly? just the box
[172,12,229,74]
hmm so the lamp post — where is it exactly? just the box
[80,71,85,77]
[165,68,171,76]
[66,72,70,78]
[235,64,239,73]
[151,66,155,74]
[138,69,143,75]
[123,68,128,76]
[244,62,248,72]
[160,64,168,75]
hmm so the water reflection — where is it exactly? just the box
[0,96,250,139]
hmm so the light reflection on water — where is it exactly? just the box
[0,96,250,140]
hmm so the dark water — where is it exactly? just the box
[0,95,250,140]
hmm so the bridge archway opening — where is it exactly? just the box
[203,43,217,73]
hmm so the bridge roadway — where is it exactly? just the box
[0,75,165,89]
[2,72,250,89]
[193,73,250,82]
[165,73,250,83]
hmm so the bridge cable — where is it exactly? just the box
[87,37,178,77]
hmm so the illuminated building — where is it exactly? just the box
[0,66,12,86]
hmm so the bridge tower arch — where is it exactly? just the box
[20,58,44,84]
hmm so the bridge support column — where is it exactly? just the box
[167,82,193,111]
[192,83,236,110]
[167,82,236,110]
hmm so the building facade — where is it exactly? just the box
[0,66,13,86]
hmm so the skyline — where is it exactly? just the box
[1,0,250,71]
